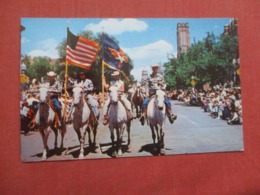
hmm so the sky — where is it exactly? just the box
[21,18,232,81]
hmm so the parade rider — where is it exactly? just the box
[67,71,98,124]
[47,70,63,127]
[103,70,133,125]
[139,64,177,125]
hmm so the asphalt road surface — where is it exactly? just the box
[21,100,244,162]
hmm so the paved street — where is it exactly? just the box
[21,100,244,162]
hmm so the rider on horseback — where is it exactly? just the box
[46,71,63,127]
[139,64,177,126]
[103,71,134,125]
[67,71,98,124]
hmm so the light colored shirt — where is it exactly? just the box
[143,73,166,96]
[48,80,62,96]
[110,79,125,93]
[77,79,94,91]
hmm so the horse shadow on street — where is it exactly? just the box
[99,141,131,158]
[32,144,99,159]
[32,147,67,159]
[65,144,99,159]
[138,143,172,156]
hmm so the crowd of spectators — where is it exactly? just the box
[167,82,243,125]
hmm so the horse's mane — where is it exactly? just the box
[39,82,49,88]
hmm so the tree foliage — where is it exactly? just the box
[164,33,239,90]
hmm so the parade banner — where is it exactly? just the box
[102,33,129,70]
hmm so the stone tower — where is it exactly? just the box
[177,23,191,58]
[141,66,148,83]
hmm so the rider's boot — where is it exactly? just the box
[103,103,110,126]
[139,109,147,126]
[90,111,98,126]
[166,106,177,124]
[56,110,63,128]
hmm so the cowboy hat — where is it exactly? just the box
[47,71,57,76]
[111,71,120,76]
[151,64,160,68]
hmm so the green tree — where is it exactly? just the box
[26,57,52,82]
[164,32,239,90]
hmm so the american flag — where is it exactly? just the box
[66,28,99,70]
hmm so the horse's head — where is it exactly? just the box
[155,90,165,110]
[135,87,141,97]
[109,85,119,105]
[72,85,84,105]
[39,84,49,103]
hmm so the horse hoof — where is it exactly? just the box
[112,151,117,157]
[41,156,47,161]
[118,149,122,156]
[79,154,84,159]
[160,149,166,155]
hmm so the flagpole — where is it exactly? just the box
[101,28,105,117]
[101,60,105,114]
[63,60,69,122]
[63,25,70,122]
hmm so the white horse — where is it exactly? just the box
[107,85,131,156]
[70,85,99,159]
[35,84,66,160]
[147,89,166,155]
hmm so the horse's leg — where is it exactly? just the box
[93,124,97,147]
[155,125,160,145]
[150,125,156,149]
[126,121,131,149]
[74,128,83,159]
[117,124,126,156]
[160,126,165,155]
[39,128,47,160]
[52,126,58,149]
[59,125,66,149]
[110,125,116,156]
[79,126,87,159]
[116,127,121,156]
[42,127,51,160]
[135,105,138,118]
[86,126,92,147]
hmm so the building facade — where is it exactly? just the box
[223,18,238,36]
[177,23,191,58]
[141,66,148,83]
